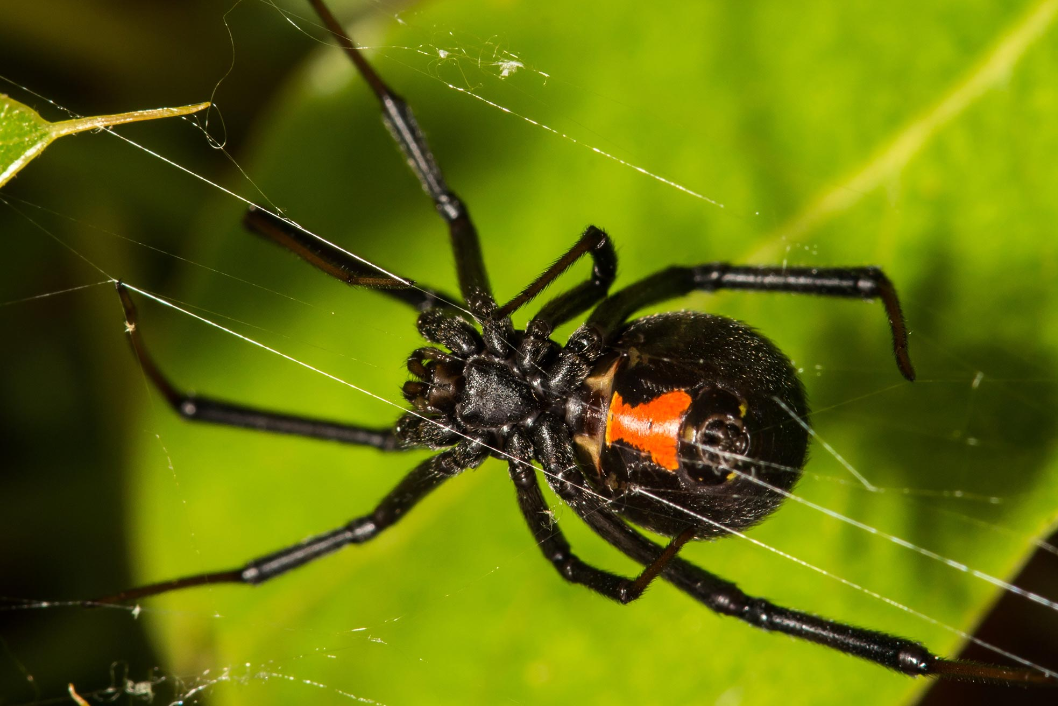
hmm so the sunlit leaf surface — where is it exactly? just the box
[96,1,1058,704]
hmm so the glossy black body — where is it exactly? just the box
[80,0,1054,687]
[573,312,808,539]
[405,311,806,542]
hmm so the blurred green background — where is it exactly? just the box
[3,1,1058,705]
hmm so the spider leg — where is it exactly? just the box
[116,282,397,449]
[497,226,616,323]
[506,429,693,603]
[584,263,915,380]
[577,492,1053,684]
[308,0,494,316]
[93,441,485,605]
[502,226,617,369]
[530,418,1051,684]
[244,205,457,313]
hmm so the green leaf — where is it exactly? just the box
[0,95,208,188]
[113,1,1058,705]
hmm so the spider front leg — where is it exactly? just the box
[94,441,486,605]
[497,226,617,324]
[244,206,458,313]
[116,283,399,448]
[582,263,915,380]
[498,226,617,369]
[308,0,495,317]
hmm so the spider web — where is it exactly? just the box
[2,1,1058,705]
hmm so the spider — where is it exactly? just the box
[97,0,1049,686]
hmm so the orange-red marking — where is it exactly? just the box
[605,389,693,470]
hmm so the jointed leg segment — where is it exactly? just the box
[530,415,1047,683]
[96,441,485,605]
[307,0,494,315]
[586,263,915,380]
[498,226,616,323]
[117,283,399,449]
[507,429,692,604]
[507,226,617,369]
[244,206,456,313]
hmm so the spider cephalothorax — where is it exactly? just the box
[403,310,547,429]
[83,0,1054,687]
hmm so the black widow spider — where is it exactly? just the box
[98,0,1051,686]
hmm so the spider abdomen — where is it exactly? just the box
[570,311,809,539]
